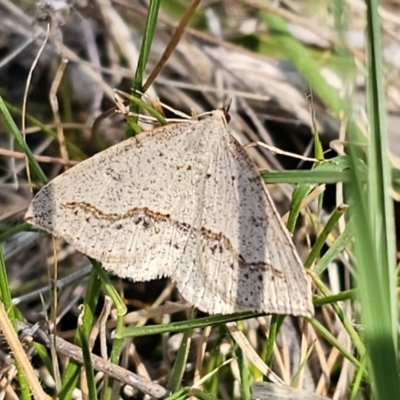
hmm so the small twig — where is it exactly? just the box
[49,237,62,393]
[22,22,51,189]
[281,185,326,224]
[49,58,69,169]
[0,147,79,166]
[191,357,235,389]
[0,304,51,400]
[18,322,169,399]
[225,322,284,384]
[192,325,211,389]
[0,34,39,70]
[12,264,92,306]
[142,0,201,92]
[246,141,323,163]
[99,296,113,360]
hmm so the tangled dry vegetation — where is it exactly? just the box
[0,0,399,399]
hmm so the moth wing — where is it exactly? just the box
[173,121,313,316]
[25,121,211,281]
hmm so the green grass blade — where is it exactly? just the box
[0,245,16,321]
[78,308,97,400]
[287,183,314,233]
[291,342,314,387]
[236,344,251,400]
[0,245,31,398]
[350,352,368,400]
[3,99,85,159]
[366,0,397,342]
[94,264,127,400]
[116,311,264,338]
[307,317,361,368]
[314,278,365,357]
[262,315,283,367]
[313,289,355,307]
[133,0,161,92]
[0,96,47,184]
[304,204,347,269]
[314,219,353,275]
[60,266,102,398]
[166,388,190,400]
[127,0,162,137]
[189,388,220,400]
[262,170,351,184]
[167,329,193,392]
[346,0,400,396]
